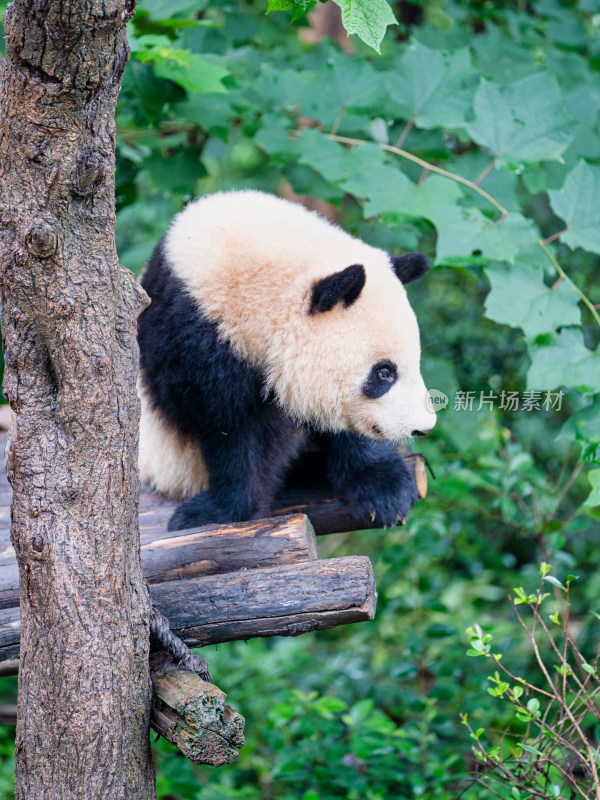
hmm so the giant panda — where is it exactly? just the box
[137,190,436,532]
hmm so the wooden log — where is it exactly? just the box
[0,704,17,725]
[154,555,377,647]
[272,493,369,536]
[142,513,317,582]
[0,513,317,610]
[0,555,376,673]
[150,654,245,767]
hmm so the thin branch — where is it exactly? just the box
[553,462,584,517]
[538,238,600,327]
[474,159,496,185]
[464,720,593,800]
[513,604,600,794]
[302,130,600,330]
[395,112,416,149]
[325,132,509,216]
[462,719,592,800]
[330,108,345,137]
[543,229,568,244]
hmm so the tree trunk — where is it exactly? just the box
[0,0,156,797]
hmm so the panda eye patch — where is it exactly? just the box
[377,366,394,382]
[362,360,398,399]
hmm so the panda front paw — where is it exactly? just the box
[343,466,419,529]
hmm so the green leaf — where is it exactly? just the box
[519,743,544,756]
[129,32,172,53]
[342,172,536,262]
[340,161,414,217]
[484,262,581,337]
[291,0,317,21]
[297,129,359,183]
[558,396,600,453]
[255,66,339,128]
[417,190,535,264]
[134,38,230,94]
[554,663,572,677]
[254,114,299,157]
[330,52,386,111]
[584,469,600,508]
[332,0,398,54]
[543,575,566,590]
[387,41,477,130]
[471,26,540,85]
[527,328,600,394]
[312,696,347,715]
[466,73,575,165]
[548,160,600,255]
[526,698,540,714]
[266,0,292,11]
[179,91,248,140]
[143,147,207,193]
[152,53,229,94]
[138,0,207,17]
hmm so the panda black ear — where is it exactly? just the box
[309,264,366,314]
[390,253,431,284]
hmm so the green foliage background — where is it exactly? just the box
[1,0,600,797]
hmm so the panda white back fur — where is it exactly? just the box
[137,190,436,531]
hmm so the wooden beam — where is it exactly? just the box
[0,513,317,610]
[0,555,376,673]
[142,513,317,582]
[154,555,376,647]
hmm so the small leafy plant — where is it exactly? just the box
[463,563,600,800]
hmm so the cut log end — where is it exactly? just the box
[151,665,245,767]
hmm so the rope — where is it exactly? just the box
[149,606,211,682]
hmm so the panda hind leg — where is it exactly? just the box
[326,432,418,528]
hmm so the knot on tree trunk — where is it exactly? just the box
[73,151,105,196]
[26,222,57,259]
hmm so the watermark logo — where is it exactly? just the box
[426,389,449,412]
[453,390,563,412]
[425,389,564,413]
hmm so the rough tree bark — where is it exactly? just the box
[0,0,157,797]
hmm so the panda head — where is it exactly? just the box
[266,248,436,442]
[163,189,436,443]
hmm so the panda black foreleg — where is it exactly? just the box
[168,413,300,532]
[325,432,419,528]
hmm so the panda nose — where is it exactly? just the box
[411,428,431,437]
